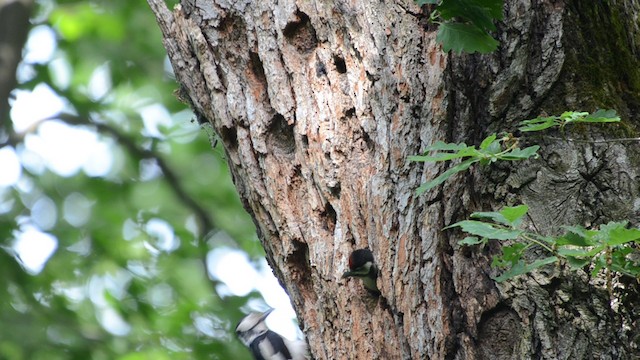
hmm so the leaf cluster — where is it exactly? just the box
[411,109,636,283]
[409,133,539,194]
[451,206,640,282]
[415,0,503,53]
[518,109,620,132]
[410,110,620,194]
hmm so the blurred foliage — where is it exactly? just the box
[1,0,272,359]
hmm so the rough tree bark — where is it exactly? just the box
[148,0,640,358]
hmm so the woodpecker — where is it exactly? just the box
[342,248,380,295]
[235,309,307,360]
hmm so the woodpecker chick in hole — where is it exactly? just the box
[236,309,307,360]
[342,248,380,295]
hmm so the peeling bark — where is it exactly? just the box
[148,0,640,358]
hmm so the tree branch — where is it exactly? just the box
[55,113,217,239]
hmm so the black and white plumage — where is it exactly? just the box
[235,309,307,360]
[341,248,380,295]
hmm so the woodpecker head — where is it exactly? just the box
[236,309,308,360]
[235,309,273,347]
[342,248,380,295]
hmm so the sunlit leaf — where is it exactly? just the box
[470,210,509,225]
[447,220,522,240]
[458,236,486,245]
[494,256,558,282]
[479,134,497,150]
[557,245,605,258]
[415,158,478,194]
[499,205,529,226]
[500,145,540,160]
[601,222,640,246]
[518,117,557,132]
[583,109,620,122]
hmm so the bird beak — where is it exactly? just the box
[259,308,274,322]
[342,266,370,278]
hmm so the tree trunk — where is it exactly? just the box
[0,0,33,126]
[147,0,640,358]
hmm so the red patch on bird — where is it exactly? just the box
[348,254,354,269]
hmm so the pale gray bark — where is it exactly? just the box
[148,0,640,358]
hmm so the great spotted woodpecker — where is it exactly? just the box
[235,309,307,360]
[341,248,380,295]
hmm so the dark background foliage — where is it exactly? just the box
[1,1,281,358]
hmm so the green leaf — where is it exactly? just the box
[416,0,439,4]
[610,247,640,277]
[591,255,606,277]
[470,210,510,226]
[471,0,504,19]
[565,255,592,269]
[494,256,558,282]
[583,109,620,123]
[409,142,480,162]
[483,139,503,156]
[493,260,525,281]
[51,4,126,42]
[561,225,597,240]
[519,116,554,125]
[416,158,478,194]
[438,0,503,31]
[601,222,640,246]
[458,236,486,246]
[521,256,559,273]
[469,205,528,227]
[531,234,556,244]
[408,149,477,162]
[518,117,557,132]
[437,22,499,54]
[492,243,527,268]
[557,245,605,258]
[500,145,540,160]
[423,141,470,152]
[479,134,497,149]
[447,220,522,240]
[518,110,620,132]
[555,231,593,247]
[499,205,529,226]
[560,111,589,123]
